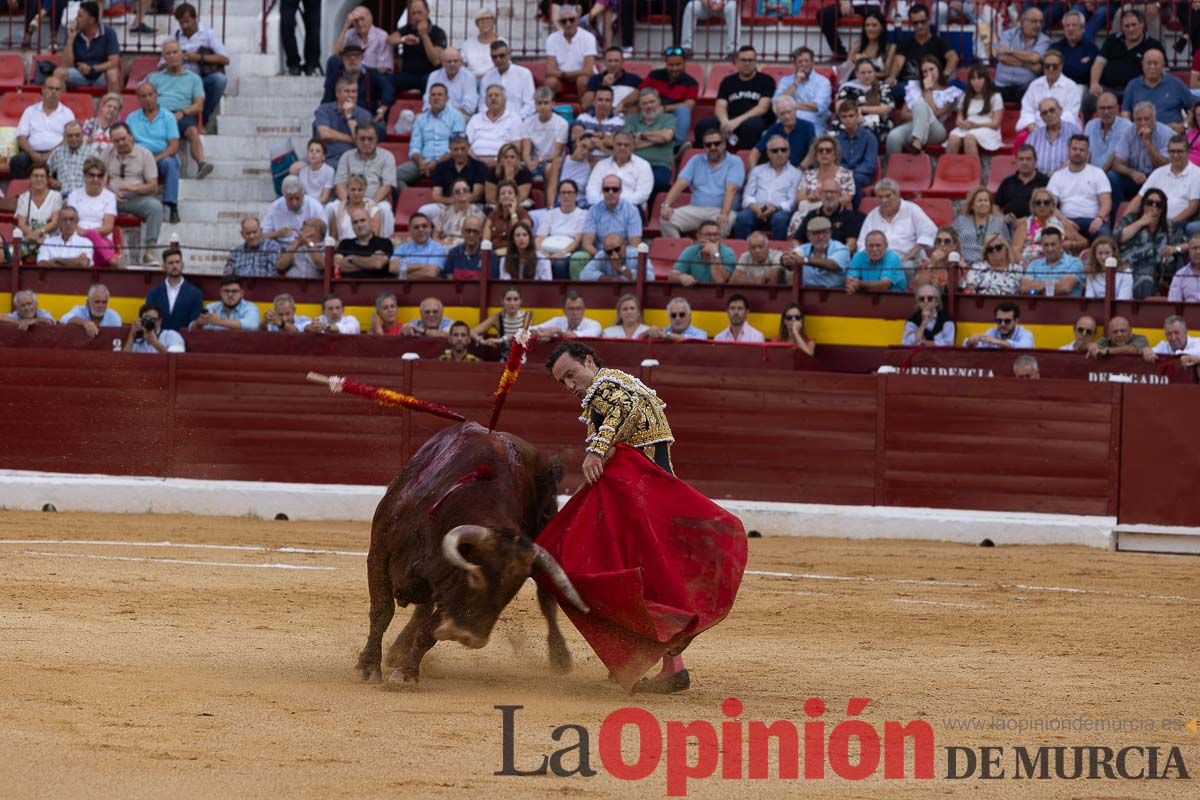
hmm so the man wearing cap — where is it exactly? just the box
[322,42,393,132]
[781,216,849,289]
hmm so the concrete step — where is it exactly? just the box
[217,114,309,138]
[201,158,275,179]
[227,52,283,80]
[178,177,278,202]
[200,133,305,160]
[175,199,281,223]
[163,221,242,247]
[223,95,321,117]
[237,75,324,97]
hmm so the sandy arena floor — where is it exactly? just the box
[0,510,1197,799]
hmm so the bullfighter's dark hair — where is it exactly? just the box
[545,340,603,372]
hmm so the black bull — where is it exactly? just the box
[356,422,588,685]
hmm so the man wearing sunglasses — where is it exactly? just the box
[1017,50,1081,136]
[646,297,708,341]
[1046,134,1111,240]
[1022,227,1083,296]
[694,45,775,150]
[963,302,1035,349]
[733,134,800,241]
[640,48,700,146]
[544,5,597,99]
[1086,316,1149,360]
[579,232,653,282]
[104,122,164,266]
[660,130,744,238]
[480,41,536,120]
[1059,315,1098,352]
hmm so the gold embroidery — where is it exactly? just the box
[579,368,674,462]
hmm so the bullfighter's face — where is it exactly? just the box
[550,352,599,400]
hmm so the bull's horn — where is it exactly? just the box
[532,544,589,614]
[442,525,491,591]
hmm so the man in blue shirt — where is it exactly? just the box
[575,175,644,276]
[1110,102,1175,202]
[751,96,815,169]
[1121,48,1194,131]
[313,78,375,169]
[1053,10,1099,88]
[963,302,1036,348]
[660,129,745,238]
[832,100,878,207]
[192,276,261,332]
[322,42,392,128]
[993,7,1052,104]
[782,216,849,288]
[1020,227,1083,296]
[127,82,182,224]
[773,47,832,134]
[60,283,122,337]
[396,83,466,190]
[670,220,737,285]
[580,233,655,281]
[441,215,485,277]
[63,2,120,93]
[846,230,906,293]
[389,214,446,279]
[1085,91,1133,178]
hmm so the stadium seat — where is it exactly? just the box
[625,61,654,77]
[884,153,932,196]
[648,237,690,280]
[118,94,140,121]
[522,60,547,88]
[394,187,433,232]
[28,53,61,83]
[685,63,705,88]
[6,179,29,198]
[0,54,24,91]
[1000,108,1020,149]
[924,154,983,199]
[701,63,736,100]
[761,65,792,86]
[987,154,1016,194]
[0,92,31,126]
[125,55,158,90]
[380,141,409,165]
[60,93,95,122]
[735,149,753,173]
[644,190,690,238]
[385,97,422,141]
[922,198,955,228]
[720,238,748,258]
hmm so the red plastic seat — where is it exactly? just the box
[521,60,547,88]
[125,55,158,90]
[648,237,691,279]
[0,92,35,126]
[60,93,96,122]
[385,97,422,141]
[624,61,654,77]
[987,154,1017,194]
[720,238,749,258]
[685,63,705,88]
[380,141,409,165]
[701,63,737,100]
[1000,108,1021,148]
[924,153,983,199]
[0,54,25,91]
[29,53,61,83]
[117,94,141,121]
[884,153,932,196]
[394,186,434,232]
[644,190,690,238]
[921,198,955,229]
[761,65,793,86]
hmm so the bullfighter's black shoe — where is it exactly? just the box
[637,669,690,694]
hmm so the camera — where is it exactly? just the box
[138,315,158,337]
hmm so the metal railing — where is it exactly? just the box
[3,0,227,56]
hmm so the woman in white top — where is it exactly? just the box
[65,157,118,268]
[496,222,551,280]
[946,65,1003,155]
[535,178,588,279]
[1081,236,1134,300]
[327,174,381,241]
[14,163,62,260]
[460,8,500,79]
[886,55,964,155]
[433,178,482,248]
[603,293,650,339]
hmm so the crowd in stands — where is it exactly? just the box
[5,1,1200,364]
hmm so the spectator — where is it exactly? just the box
[947,65,1004,156]
[734,135,800,241]
[322,43,391,135]
[963,302,1035,349]
[294,139,334,204]
[483,181,532,259]
[264,176,326,247]
[901,284,955,347]
[1027,98,1081,176]
[1060,315,1098,352]
[0,290,55,330]
[585,131,653,208]
[793,135,856,221]
[497,221,551,280]
[580,232,651,282]
[1081,235,1134,299]
[467,85,524,163]
[603,293,649,339]
[749,96,815,170]
[66,158,117,268]
[225,216,282,277]
[328,174,382,240]
[193,276,260,332]
[961,234,1025,295]
[646,296,708,341]
[661,130,744,238]
[1115,188,1184,299]
[369,292,402,335]
[1086,92,1133,197]
[914,226,958,289]
[438,321,480,361]
[397,83,466,194]
[81,92,123,151]
[952,187,1010,264]
[640,47,700,146]
[264,293,311,333]
[432,179,482,249]
[831,100,879,203]
[533,290,603,340]
[334,126,396,234]
[774,303,815,356]
[12,75,73,180]
[63,2,119,93]
[389,0,447,95]
[1129,135,1200,228]
[784,216,850,288]
[556,133,596,209]
[886,56,963,155]
[582,47,644,112]
[839,8,894,72]
[994,7,1051,104]
[521,87,570,186]
[427,134,488,217]
[731,231,785,284]
[695,46,775,150]
[794,178,863,249]
[314,78,374,170]
[172,3,230,128]
[1012,354,1041,379]
[150,40,214,181]
[307,295,362,335]
[47,121,99,199]
[281,0,321,76]
[1144,314,1200,363]
[775,47,832,135]
[480,41,536,120]
[1047,135,1112,241]
[58,283,117,338]
[579,175,643,272]
[1018,50,1082,142]
[1052,10,1099,88]
[536,181,587,279]
[859,179,936,272]
[544,4,597,98]
[670,220,735,285]
[1089,8,1162,104]
[332,6,392,74]
[847,230,906,293]
[123,303,185,353]
[424,48,477,119]
[486,144,534,206]
[127,82,182,225]
[14,164,62,261]
[391,213,446,279]
[277,217,327,278]
[572,86,626,160]
[442,213,486,277]
[832,59,894,144]
[623,89,676,203]
[1086,316,1148,359]
[146,248,203,331]
[714,293,765,343]
[1167,233,1200,301]
[889,3,957,86]
[996,144,1049,223]
[1012,187,1083,263]
[36,205,92,268]
[1122,48,1193,133]
[461,8,500,79]
[401,297,453,337]
[681,1,738,61]
[105,122,163,264]
[472,286,531,346]
[1022,227,1084,296]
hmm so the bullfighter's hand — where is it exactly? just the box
[582,452,605,485]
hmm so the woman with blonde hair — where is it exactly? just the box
[603,293,650,339]
[960,233,1025,295]
[327,174,381,241]
[485,143,533,207]
[1081,235,1133,299]
[793,135,855,217]
[81,93,124,150]
[1011,187,1084,265]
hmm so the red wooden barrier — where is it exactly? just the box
[1117,385,1200,527]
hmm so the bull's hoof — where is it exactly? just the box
[359,665,382,684]
[636,669,691,694]
[548,639,572,674]
[382,667,420,690]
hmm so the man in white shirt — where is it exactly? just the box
[533,290,603,341]
[171,3,231,128]
[1143,314,1200,364]
[520,87,569,181]
[306,295,361,335]
[732,134,801,241]
[714,294,765,343]
[544,5,597,98]
[423,47,478,119]
[263,176,326,247]
[123,304,186,354]
[1046,134,1113,241]
[465,84,523,163]
[12,75,75,180]
[36,205,94,268]
[859,178,937,272]
[480,41,536,119]
[1130,135,1200,231]
[1017,49,1081,134]
[585,131,654,208]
